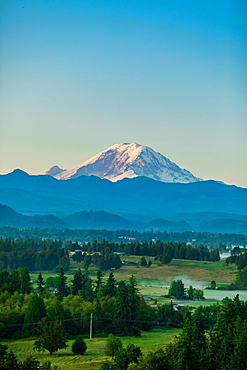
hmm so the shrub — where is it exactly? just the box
[105,334,123,357]
[72,336,87,355]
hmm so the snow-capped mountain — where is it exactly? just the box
[45,143,202,183]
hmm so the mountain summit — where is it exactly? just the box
[46,142,202,183]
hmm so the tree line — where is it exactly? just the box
[71,239,220,263]
[1,226,246,247]
[0,237,69,271]
[0,237,220,274]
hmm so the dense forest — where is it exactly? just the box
[0,226,246,247]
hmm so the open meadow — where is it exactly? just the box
[31,256,238,287]
[1,328,181,370]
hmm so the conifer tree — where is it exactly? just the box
[95,270,103,297]
[114,281,131,335]
[72,268,83,295]
[104,272,117,297]
[36,272,45,293]
[57,268,68,300]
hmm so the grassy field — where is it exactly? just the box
[31,256,238,286]
[30,256,240,305]
[2,328,181,370]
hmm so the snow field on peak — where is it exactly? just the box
[50,142,202,183]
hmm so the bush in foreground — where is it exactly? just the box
[105,334,123,357]
[72,336,87,355]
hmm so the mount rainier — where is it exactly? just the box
[45,142,202,183]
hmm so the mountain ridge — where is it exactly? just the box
[0,171,246,221]
[1,204,247,234]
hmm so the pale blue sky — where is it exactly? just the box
[1,0,246,187]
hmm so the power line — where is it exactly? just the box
[1,314,177,329]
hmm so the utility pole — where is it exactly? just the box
[90,312,93,340]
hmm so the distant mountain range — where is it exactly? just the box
[1,204,247,234]
[1,142,246,234]
[45,142,202,183]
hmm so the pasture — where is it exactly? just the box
[31,256,238,288]
[1,328,181,370]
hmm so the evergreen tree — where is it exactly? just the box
[72,268,83,295]
[36,273,45,293]
[57,268,68,300]
[128,276,140,322]
[81,272,94,301]
[72,336,87,355]
[140,257,147,267]
[104,272,117,297]
[95,270,103,297]
[114,281,131,335]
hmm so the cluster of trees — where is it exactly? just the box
[226,250,247,270]
[139,257,152,267]
[0,269,187,340]
[0,237,69,271]
[1,226,246,247]
[0,267,31,294]
[73,240,220,263]
[99,296,247,370]
[168,280,204,300]
[72,251,122,270]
